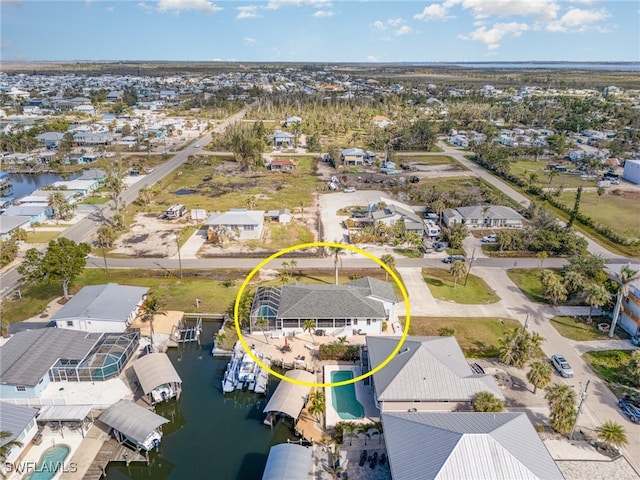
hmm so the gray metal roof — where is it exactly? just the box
[0,328,100,386]
[205,209,264,227]
[382,412,563,480]
[133,353,182,394]
[277,284,386,319]
[262,443,312,480]
[51,283,148,324]
[0,216,31,235]
[37,404,93,422]
[456,205,524,221]
[0,402,38,444]
[366,336,504,402]
[99,400,169,445]
[263,370,315,419]
[345,277,397,303]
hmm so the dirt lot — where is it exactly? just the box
[110,213,185,257]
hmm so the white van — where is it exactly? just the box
[165,204,186,219]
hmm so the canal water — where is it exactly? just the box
[2,172,79,203]
[104,321,297,480]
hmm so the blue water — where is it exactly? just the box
[451,62,639,71]
[6,172,79,201]
[24,444,70,480]
[331,370,365,420]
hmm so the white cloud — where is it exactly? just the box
[313,10,335,17]
[105,6,114,12]
[372,20,386,31]
[244,37,256,46]
[137,2,154,13]
[461,21,529,50]
[236,6,259,19]
[414,4,451,21]
[1,40,13,50]
[157,0,222,14]
[569,0,601,3]
[266,0,332,10]
[396,26,413,35]
[546,7,610,32]
[366,55,378,62]
[387,17,405,27]
[452,0,560,22]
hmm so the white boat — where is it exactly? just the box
[221,341,270,394]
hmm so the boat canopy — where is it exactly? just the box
[262,443,312,480]
[133,352,182,394]
[262,370,315,420]
[99,400,168,445]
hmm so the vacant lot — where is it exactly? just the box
[422,268,500,304]
[507,268,563,304]
[550,316,612,341]
[510,159,598,189]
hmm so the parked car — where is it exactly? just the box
[481,234,497,243]
[194,143,201,148]
[343,187,356,193]
[443,255,466,263]
[434,242,447,252]
[631,335,640,346]
[618,396,640,423]
[550,354,574,377]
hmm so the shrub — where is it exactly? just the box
[318,344,360,361]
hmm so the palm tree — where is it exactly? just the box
[596,421,628,452]
[214,331,226,349]
[545,383,577,434]
[372,420,383,444]
[450,260,467,288]
[0,431,23,463]
[341,422,358,446]
[498,327,545,368]
[254,317,270,344]
[527,360,553,394]
[303,319,316,344]
[627,350,640,380]
[358,423,375,445]
[473,391,504,412]
[328,244,343,285]
[606,265,640,338]
[47,191,67,224]
[140,293,166,353]
[536,251,548,268]
[542,275,567,306]
[584,283,611,324]
[308,390,326,423]
[380,254,395,281]
[324,444,344,480]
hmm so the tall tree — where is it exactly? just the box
[341,422,358,446]
[596,421,628,452]
[498,327,544,368]
[527,360,553,394]
[48,191,71,223]
[0,431,23,463]
[379,254,395,282]
[140,292,167,352]
[473,391,504,412]
[303,319,317,344]
[584,283,611,324]
[254,317,270,344]
[567,186,583,229]
[444,223,468,250]
[328,245,343,285]
[607,266,640,338]
[18,238,91,299]
[104,160,126,213]
[449,260,467,288]
[307,390,326,423]
[545,383,577,435]
[358,423,375,445]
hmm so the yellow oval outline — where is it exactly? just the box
[233,241,411,388]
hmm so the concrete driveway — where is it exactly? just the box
[318,190,389,243]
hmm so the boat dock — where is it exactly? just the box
[221,341,271,394]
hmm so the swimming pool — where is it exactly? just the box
[25,444,70,480]
[330,370,365,420]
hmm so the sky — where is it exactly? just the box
[1,0,639,63]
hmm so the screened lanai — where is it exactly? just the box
[250,286,280,331]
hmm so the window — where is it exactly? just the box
[66,321,74,327]
[353,319,358,325]
[367,319,371,326]
[16,385,26,392]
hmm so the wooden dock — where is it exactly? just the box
[83,438,146,480]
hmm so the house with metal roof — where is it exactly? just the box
[272,130,293,148]
[382,412,563,480]
[262,443,312,480]
[0,215,30,238]
[366,336,504,412]
[205,209,265,240]
[51,283,148,333]
[250,277,397,336]
[2,205,49,224]
[341,147,366,165]
[0,328,138,399]
[98,400,169,452]
[0,402,38,469]
[443,205,525,229]
[132,353,182,405]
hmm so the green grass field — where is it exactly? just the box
[550,316,612,341]
[395,155,460,166]
[582,350,639,397]
[510,159,598,189]
[402,316,521,358]
[25,231,62,244]
[507,268,562,303]
[422,268,500,304]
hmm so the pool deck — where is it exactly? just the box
[323,365,380,428]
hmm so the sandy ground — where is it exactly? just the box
[110,213,186,257]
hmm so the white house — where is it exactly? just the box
[623,159,640,185]
[52,283,149,333]
[0,403,38,474]
[205,209,265,240]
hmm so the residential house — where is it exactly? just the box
[205,209,265,240]
[372,115,392,128]
[266,209,292,224]
[0,216,31,238]
[269,159,297,171]
[0,328,138,398]
[272,130,293,148]
[366,336,504,412]
[2,205,49,224]
[15,189,77,208]
[73,131,113,146]
[77,168,106,183]
[250,277,397,337]
[623,159,640,185]
[382,412,563,480]
[610,263,640,337]
[440,208,463,227]
[35,131,65,149]
[51,179,100,197]
[284,116,302,127]
[52,283,149,333]
[341,148,365,166]
[0,403,38,473]
[368,197,436,237]
[443,205,524,229]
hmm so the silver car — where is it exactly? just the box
[551,354,574,378]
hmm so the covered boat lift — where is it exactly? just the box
[262,443,312,480]
[263,370,315,425]
[132,352,182,405]
[36,404,94,439]
[99,400,169,452]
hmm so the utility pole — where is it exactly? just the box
[464,247,477,286]
[175,233,183,280]
[101,245,108,274]
[522,313,530,332]
[570,380,590,440]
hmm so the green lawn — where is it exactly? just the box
[507,268,562,303]
[246,224,314,251]
[81,196,110,205]
[422,268,500,304]
[557,190,640,240]
[582,350,639,397]
[25,231,62,244]
[395,155,460,166]
[550,316,613,341]
[402,316,521,358]
[510,159,598,189]
[393,248,423,258]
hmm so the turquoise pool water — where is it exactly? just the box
[25,444,70,480]
[330,370,365,419]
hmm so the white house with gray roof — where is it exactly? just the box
[366,336,504,412]
[0,402,38,472]
[205,209,264,240]
[250,277,397,336]
[443,205,524,229]
[52,283,148,333]
[382,412,563,480]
